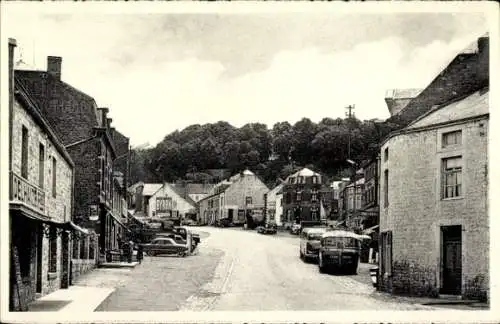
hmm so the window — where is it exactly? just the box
[80,238,86,259]
[296,191,302,201]
[312,176,318,184]
[289,177,295,184]
[21,126,29,179]
[442,156,462,198]
[380,231,392,276]
[73,238,79,259]
[245,196,252,205]
[49,227,57,273]
[384,170,389,207]
[39,143,45,188]
[52,157,57,198]
[311,211,317,220]
[384,147,389,162]
[88,239,94,260]
[311,190,318,202]
[442,130,462,148]
[298,176,304,184]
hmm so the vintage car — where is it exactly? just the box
[256,223,277,235]
[317,230,370,274]
[299,227,328,262]
[140,237,189,257]
[290,223,302,235]
[155,232,187,245]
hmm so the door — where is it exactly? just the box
[36,225,43,293]
[441,225,462,295]
[228,209,234,223]
[60,232,70,289]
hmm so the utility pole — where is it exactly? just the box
[345,104,355,160]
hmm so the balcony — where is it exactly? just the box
[10,171,46,215]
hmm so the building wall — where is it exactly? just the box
[275,194,283,226]
[224,174,269,209]
[379,116,489,299]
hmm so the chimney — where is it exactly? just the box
[107,118,113,130]
[97,107,109,127]
[47,56,62,80]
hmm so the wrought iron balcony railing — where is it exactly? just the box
[10,171,46,214]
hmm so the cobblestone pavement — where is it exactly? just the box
[179,227,437,311]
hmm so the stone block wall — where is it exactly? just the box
[379,116,489,299]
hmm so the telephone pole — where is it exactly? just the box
[345,104,355,159]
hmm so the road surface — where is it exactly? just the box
[178,227,433,311]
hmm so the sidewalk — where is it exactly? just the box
[27,267,134,312]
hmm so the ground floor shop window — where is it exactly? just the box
[80,237,87,259]
[89,238,95,260]
[73,238,79,259]
[49,227,57,273]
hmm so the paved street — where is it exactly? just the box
[93,227,434,311]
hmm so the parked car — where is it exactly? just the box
[140,237,189,257]
[181,218,196,226]
[155,233,187,245]
[300,227,328,262]
[257,223,277,234]
[290,223,301,235]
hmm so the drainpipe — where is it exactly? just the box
[8,38,17,172]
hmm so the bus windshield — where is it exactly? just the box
[323,237,360,249]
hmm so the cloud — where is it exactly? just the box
[4,12,488,146]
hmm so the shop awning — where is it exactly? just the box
[363,225,379,235]
[65,221,90,235]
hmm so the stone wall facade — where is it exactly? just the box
[379,114,489,300]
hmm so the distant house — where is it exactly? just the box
[378,35,489,301]
[264,182,284,226]
[129,182,196,226]
[199,169,269,226]
[384,89,423,117]
[281,168,324,228]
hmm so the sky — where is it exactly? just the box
[2,9,489,147]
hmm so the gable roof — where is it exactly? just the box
[14,77,74,168]
[142,183,164,196]
[167,183,197,206]
[406,88,489,129]
[128,181,144,193]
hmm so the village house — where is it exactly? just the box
[15,53,130,263]
[199,169,269,227]
[129,182,196,226]
[281,168,325,229]
[8,39,89,311]
[264,181,285,226]
[378,34,489,301]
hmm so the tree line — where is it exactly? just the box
[129,117,401,188]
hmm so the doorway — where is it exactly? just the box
[36,225,43,294]
[228,209,234,223]
[441,225,462,295]
[60,232,70,289]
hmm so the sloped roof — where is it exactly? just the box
[128,181,144,193]
[142,183,163,196]
[242,169,254,176]
[167,183,197,206]
[407,88,489,129]
[289,168,321,179]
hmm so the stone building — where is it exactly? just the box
[199,170,269,227]
[378,35,489,300]
[15,54,130,260]
[8,39,88,311]
[264,182,285,226]
[281,168,324,228]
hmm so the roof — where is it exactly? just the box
[128,181,144,193]
[384,88,423,99]
[407,88,489,129]
[166,183,197,206]
[242,169,254,176]
[302,227,328,234]
[322,230,370,240]
[142,183,164,196]
[288,168,321,179]
[14,77,74,168]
